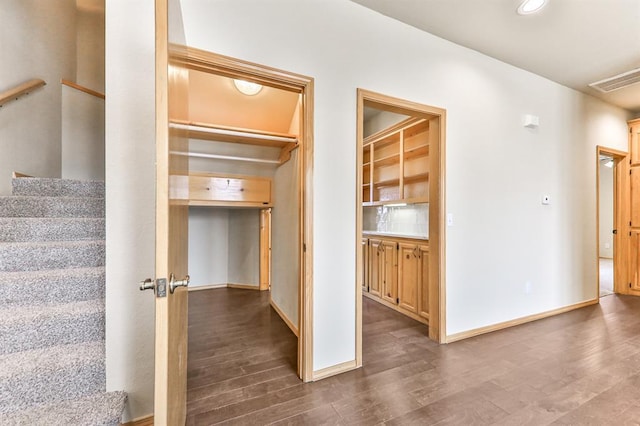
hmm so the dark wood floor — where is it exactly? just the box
[187,288,640,425]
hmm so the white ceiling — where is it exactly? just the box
[351,0,640,114]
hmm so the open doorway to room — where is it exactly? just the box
[596,146,627,298]
[171,49,314,420]
[355,89,446,368]
[598,154,615,297]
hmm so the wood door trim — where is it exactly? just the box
[356,89,447,368]
[596,145,629,297]
[173,48,314,382]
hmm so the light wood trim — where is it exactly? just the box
[312,360,358,381]
[446,299,598,343]
[12,171,33,178]
[122,415,154,426]
[260,208,271,291]
[356,88,447,351]
[187,284,227,292]
[176,48,315,383]
[363,233,428,244]
[596,146,628,297]
[355,89,364,368]
[0,79,46,108]
[227,283,260,290]
[270,297,299,337]
[61,79,105,100]
[364,117,425,146]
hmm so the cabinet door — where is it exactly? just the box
[398,243,419,314]
[381,241,398,304]
[361,238,369,292]
[418,245,429,319]
[630,232,640,292]
[369,239,382,297]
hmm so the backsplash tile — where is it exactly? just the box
[363,203,428,238]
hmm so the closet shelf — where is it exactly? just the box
[169,120,298,148]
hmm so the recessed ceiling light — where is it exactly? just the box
[517,0,547,15]
[233,79,263,96]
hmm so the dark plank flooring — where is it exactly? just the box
[187,289,640,425]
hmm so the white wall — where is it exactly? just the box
[271,150,300,327]
[76,6,105,93]
[599,162,614,258]
[188,208,229,287]
[105,0,156,421]
[180,0,633,370]
[0,0,77,195]
[228,209,260,286]
[61,86,105,181]
[364,110,409,137]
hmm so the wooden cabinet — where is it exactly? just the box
[629,119,640,293]
[362,118,429,205]
[188,172,272,207]
[369,239,395,299]
[363,235,428,325]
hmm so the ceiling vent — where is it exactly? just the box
[589,67,640,93]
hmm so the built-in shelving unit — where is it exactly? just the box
[362,117,429,206]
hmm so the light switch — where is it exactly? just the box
[542,195,550,205]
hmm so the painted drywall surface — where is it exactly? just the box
[271,150,300,331]
[180,0,632,369]
[188,208,230,287]
[228,209,260,286]
[364,110,409,138]
[105,0,156,421]
[61,86,105,180]
[0,0,77,195]
[599,162,614,259]
[76,6,105,93]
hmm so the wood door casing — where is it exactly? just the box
[260,209,272,291]
[418,245,429,319]
[362,238,369,292]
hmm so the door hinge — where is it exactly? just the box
[396,297,399,304]
[303,243,307,252]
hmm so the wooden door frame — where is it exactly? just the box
[170,47,314,382]
[356,89,446,367]
[596,146,629,296]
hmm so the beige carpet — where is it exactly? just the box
[600,258,613,297]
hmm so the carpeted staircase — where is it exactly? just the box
[0,177,126,425]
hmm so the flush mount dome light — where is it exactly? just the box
[233,79,263,96]
[517,0,547,15]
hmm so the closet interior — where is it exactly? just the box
[178,69,302,338]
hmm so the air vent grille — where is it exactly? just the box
[589,67,640,93]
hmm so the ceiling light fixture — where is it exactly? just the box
[517,0,547,15]
[233,79,263,96]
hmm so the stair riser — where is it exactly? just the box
[0,270,105,306]
[12,178,104,198]
[0,242,105,272]
[0,311,104,355]
[0,362,105,414]
[0,197,104,218]
[0,219,105,242]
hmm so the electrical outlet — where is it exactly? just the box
[542,195,550,205]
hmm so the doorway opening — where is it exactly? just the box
[356,89,446,367]
[171,48,314,390]
[596,146,627,298]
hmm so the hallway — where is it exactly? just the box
[187,288,640,425]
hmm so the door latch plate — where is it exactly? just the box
[156,278,167,298]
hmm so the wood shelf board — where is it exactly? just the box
[404,144,429,160]
[374,153,400,166]
[373,178,400,188]
[404,173,429,183]
[189,200,273,208]
[363,197,428,207]
[170,119,298,148]
[364,117,425,146]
